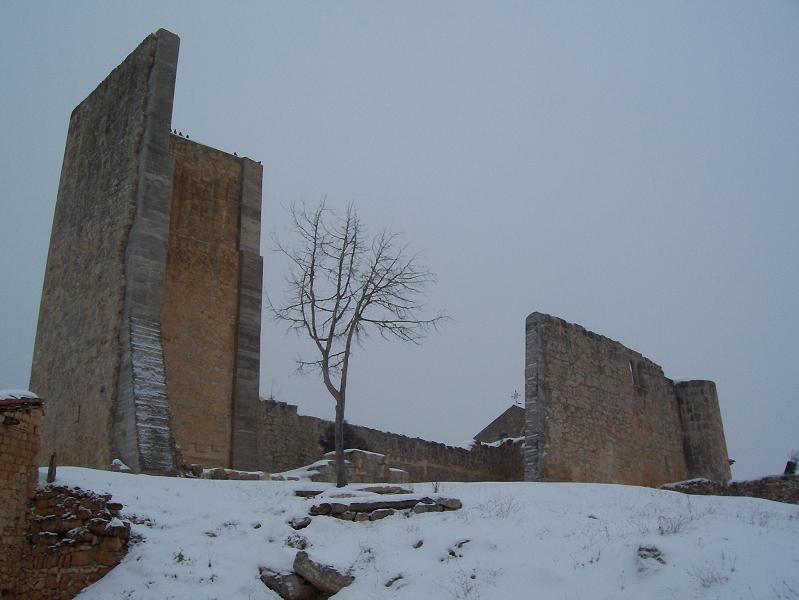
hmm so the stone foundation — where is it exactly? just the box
[662,475,799,505]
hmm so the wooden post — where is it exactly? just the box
[46,452,57,483]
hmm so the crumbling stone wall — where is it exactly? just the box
[30,31,178,471]
[525,312,730,486]
[30,29,263,474]
[21,486,130,599]
[0,397,43,596]
[256,400,523,482]
[663,475,799,505]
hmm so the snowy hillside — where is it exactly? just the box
[47,468,798,599]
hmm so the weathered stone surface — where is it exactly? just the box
[0,400,43,592]
[259,567,325,600]
[257,400,523,482]
[524,312,731,486]
[436,497,462,510]
[290,517,312,531]
[293,551,354,595]
[357,486,412,495]
[260,567,328,600]
[662,475,799,505]
[369,509,396,520]
[30,28,263,476]
[413,503,444,514]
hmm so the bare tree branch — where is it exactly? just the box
[270,201,448,486]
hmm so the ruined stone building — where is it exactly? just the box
[29,29,731,487]
[30,30,262,474]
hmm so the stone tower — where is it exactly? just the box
[30,29,263,473]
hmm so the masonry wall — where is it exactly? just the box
[676,380,731,481]
[525,312,701,486]
[256,400,523,482]
[162,137,242,468]
[0,399,43,596]
[30,29,263,474]
[30,30,180,473]
[21,486,130,600]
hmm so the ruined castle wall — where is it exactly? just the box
[525,312,690,486]
[161,137,243,468]
[676,380,731,481]
[0,398,43,596]
[256,400,523,482]
[30,31,178,471]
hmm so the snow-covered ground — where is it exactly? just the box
[48,468,799,599]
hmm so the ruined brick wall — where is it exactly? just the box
[473,405,525,444]
[162,137,242,468]
[524,312,730,486]
[256,400,523,482]
[0,398,43,596]
[21,486,130,600]
[676,380,731,482]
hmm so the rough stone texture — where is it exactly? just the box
[524,312,730,486]
[473,404,525,444]
[30,30,178,471]
[30,30,263,474]
[20,486,130,600]
[259,567,326,600]
[161,136,241,468]
[663,475,799,505]
[293,551,354,595]
[0,398,43,596]
[675,380,732,482]
[257,400,523,482]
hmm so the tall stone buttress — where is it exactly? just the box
[30,29,263,473]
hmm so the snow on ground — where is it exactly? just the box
[47,468,799,600]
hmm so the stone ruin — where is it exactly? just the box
[26,29,732,490]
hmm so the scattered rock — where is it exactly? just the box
[369,508,395,521]
[413,540,423,549]
[259,567,325,600]
[436,497,462,510]
[448,539,471,558]
[413,503,444,514]
[290,517,312,531]
[293,551,354,595]
[286,534,308,550]
[385,574,404,587]
[294,490,324,499]
[637,545,666,572]
[358,486,412,495]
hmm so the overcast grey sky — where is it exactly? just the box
[1,2,797,480]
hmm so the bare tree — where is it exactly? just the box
[271,201,447,487]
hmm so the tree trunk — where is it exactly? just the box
[335,401,346,487]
